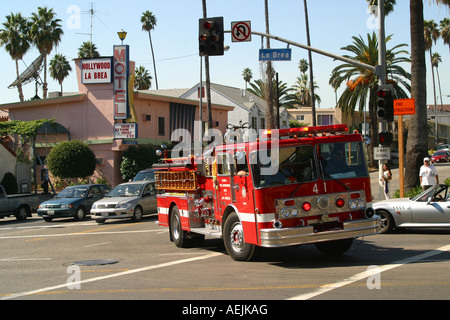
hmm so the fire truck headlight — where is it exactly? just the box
[280,207,299,218]
[349,199,366,210]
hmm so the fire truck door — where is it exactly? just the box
[232,151,254,213]
[215,152,234,213]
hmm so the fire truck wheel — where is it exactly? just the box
[223,212,257,261]
[170,205,188,248]
[314,238,354,256]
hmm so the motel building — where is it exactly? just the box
[0,46,233,188]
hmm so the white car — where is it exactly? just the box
[91,181,157,224]
[373,184,450,233]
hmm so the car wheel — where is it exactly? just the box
[131,206,143,222]
[223,212,257,261]
[96,219,106,224]
[378,210,394,233]
[15,205,30,221]
[74,207,86,221]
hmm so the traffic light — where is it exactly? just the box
[377,86,394,122]
[378,131,393,146]
[199,17,224,56]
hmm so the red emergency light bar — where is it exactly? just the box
[262,124,348,138]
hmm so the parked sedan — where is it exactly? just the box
[431,150,449,163]
[90,181,157,224]
[37,184,111,222]
[373,184,450,233]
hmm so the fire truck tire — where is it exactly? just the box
[314,238,354,256]
[223,212,257,261]
[170,205,189,248]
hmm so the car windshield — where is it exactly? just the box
[133,170,155,181]
[412,185,448,202]
[318,141,369,180]
[107,183,143,197]
[57,186,89,198]
[434,151,446,155]
[250,145,317,188]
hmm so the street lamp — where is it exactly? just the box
[117,29,127,44]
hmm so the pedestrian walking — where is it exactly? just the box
[419,157,439,190]
[380,163,392,199]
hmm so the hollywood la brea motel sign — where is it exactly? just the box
[80,45,137,139]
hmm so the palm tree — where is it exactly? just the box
[0,13,31,102]
[29,7,64,99]
[440,18,450,52]
[248,78,295,109]
[424,19,441,144]
[134,66,152,90]
[405,0,450,190]
[49,53,72,94]
[292,59,321,108]
[298,58,308,74]
[141,11,158,90]
[292,73,321,108]
[329,32,410,165]
[242,68,252,90]
[77,41,100,58]
[431,52,444,112]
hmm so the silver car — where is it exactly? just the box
[373,184,450,233]
[91,181,157,224]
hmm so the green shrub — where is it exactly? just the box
[47,140,96,179]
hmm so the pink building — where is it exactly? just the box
[1,58,233,187]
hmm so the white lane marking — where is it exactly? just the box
[0,229,163,240]
[1,252,222,300]
[0,258,52,262]
[288,244,450,300]
[0,222,97,231]
[83,242,111,248]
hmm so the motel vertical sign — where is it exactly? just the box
[113,45,130,120]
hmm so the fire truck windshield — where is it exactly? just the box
[250,145,317,188]
[250,141,368,188]
[319,141,369,180]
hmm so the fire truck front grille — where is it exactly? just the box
[155,170,199,191]
[275,191,367,219]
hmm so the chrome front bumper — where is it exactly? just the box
[259,217,380,247]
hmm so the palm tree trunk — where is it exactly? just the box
[15,59,24,102]
[430,49,438,144]
[405,0,428,190]
[148,32,159,90]
[43,55,48,99]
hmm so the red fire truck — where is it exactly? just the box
[153,124,380,261]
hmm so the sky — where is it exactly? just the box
[0,0,449,109]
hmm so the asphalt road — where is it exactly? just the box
[0,212,449,305]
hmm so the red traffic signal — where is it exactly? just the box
[199,17,224,56]
[377,87,394,122]
[378,131,393,146]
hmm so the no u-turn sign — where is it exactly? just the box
[231,21,251,42]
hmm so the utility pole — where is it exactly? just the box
[202,0,213,138]
[303,0,316,126]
